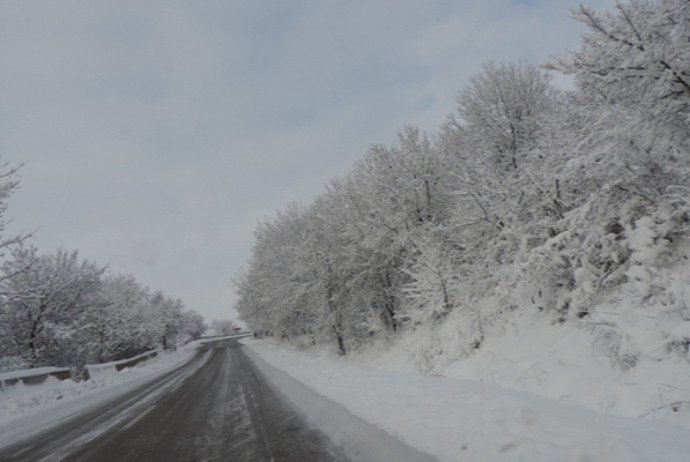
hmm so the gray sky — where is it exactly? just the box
[0,0,613,322]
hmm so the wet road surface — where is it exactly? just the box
[0,340,349,462]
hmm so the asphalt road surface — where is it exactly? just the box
[0,339,349,462]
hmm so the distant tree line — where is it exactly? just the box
[0,189,206,372]
[210,319,241,336]
[234,0,690,363]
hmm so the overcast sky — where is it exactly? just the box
[0,0,614,322]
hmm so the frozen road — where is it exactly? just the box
[0,339,349,462]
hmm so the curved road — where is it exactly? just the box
[0,339,349,462]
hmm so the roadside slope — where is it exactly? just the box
[245,338,690,462]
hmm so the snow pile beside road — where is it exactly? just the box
[347,310,690,430]
[246,339,690,462]
[0,344,199,426]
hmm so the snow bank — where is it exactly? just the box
[245,347,438,462]
[347,311,690,429]
[245,338,690,462]
[0,351,159,404]
[333,237,690,432]
[0,368,70,404]
[0,342,201,427]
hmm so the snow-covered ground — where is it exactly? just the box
[345,311,690,429]
[245,338,690,462]
[0,342,200,431]
[4,334,689,461]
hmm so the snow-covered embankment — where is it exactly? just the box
[245,338,690,462]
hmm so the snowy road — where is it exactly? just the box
[0,339,349,462]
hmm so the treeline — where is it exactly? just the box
[235,0,690,360]
[0,244,206,371]
[0,183,205,372]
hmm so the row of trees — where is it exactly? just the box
[0,244,206,370]
[0,166,207,371]
[235,0,690,362]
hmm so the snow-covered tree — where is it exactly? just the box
[0,246,106,367]
[148,291,185,351]
[455,61,559,171]
[0,242,199,368]
[234,202,313,339]
[443,62,567,254]
[331,127,460,329]
[233,0,690,375]
[551,0,690,130]
[82,274,155,362]
[0,159,201,368]
[0,160,31,261]
[210,319,237,336]
[0,159,32,366]
[529,0,690,322]
[180,310,206,340]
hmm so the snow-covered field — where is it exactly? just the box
[245,338,690,462]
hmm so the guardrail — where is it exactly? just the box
[0,366,73,394]
[83,350,159,381]
[198,333,253,346]
[0,350,160,396]
[199,332,252,341]
[0,335,251,396]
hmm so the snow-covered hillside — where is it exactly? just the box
[243,234,690,457]
[337,236,690,427]
[226,2,690,459]
[234,0,690,445]
[246,338,690,462]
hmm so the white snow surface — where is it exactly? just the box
[2,333,689,461]
[348,312,690,428]
[0,343,200,429]
[245,338,690,462]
